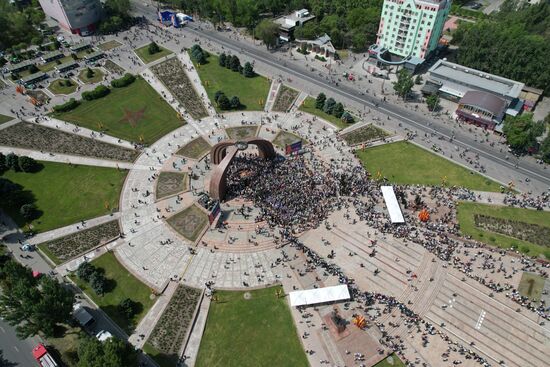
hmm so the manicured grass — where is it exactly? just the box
[99,40,123,51]
[135,44,173,64]
[518,272,546,302]
[47,78,77,95]
[196,286,307,367]
[299,96,354,130]
[357,141,502,191]
[191,53,270,111]
[0,162,127,233]
[456,202,550,259]
[52,77,183,144]
[78,68,104,84]
[373,353,406,367]
[72,251,155,333]
[0,114,14,124]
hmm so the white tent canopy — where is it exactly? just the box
[289,285,350,307]
[381,186,405,223]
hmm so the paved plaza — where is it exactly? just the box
[1,20,549,367]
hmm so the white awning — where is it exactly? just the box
[381,186,405,223]
[289,285,350,307]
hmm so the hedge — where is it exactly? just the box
[82,85,110,101]
[111,73,136,88]
[53,98,80,112]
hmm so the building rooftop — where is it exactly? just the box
[7,59,35,72]
[459,91,507,117]
[21,72,46,83]
[274,9,315,30]
[55,61,78,70]
[84,50,104,60]
[70,41,91,52]
[42,50,63,60]
[429,60,524,99]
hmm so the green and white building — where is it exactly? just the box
[374,0,451,60]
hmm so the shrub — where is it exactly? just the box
[217,94,230,110]
[110,73,136,88]
[0,153,5,172]
[230,96,241,109]
[53,98,80,113]
[314,55,327,62]
[219,53,227,67]
[230,55,241,72]
[315,93,326,109]
[323,98,336,114]
[341,111,354,123]
[148,42,160,55]
[119,298,137,319]
[190,44,207,65]
[86,68,94,79]
[18,156,39,172]
[76,262,95,282]
[20,204,38,221]
[89,271,107,295]
[6,153,19,171]
[82,85,110,101]
[333,102,344,118]
[243,62,254,77]
[214,90,224,103]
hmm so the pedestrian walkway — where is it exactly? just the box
[181,293,210,367]
[265,79,281,112]
[291,92,308,113]
[39,116,135,149]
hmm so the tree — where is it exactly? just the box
[20,204,38,221]
[294,22,320,40]
[217,94,231,110]
[426,94,440,112]
[393,69,414,100]
[323,98,336,115]
[76,262,96,282]
[243,62,254,77]
[89,271,107,296]
[332,102,344,118]
[5,153,19,171]
[230,55,241,72]
[214,90,224,104]
[77,335,138,367]
[254,20,279,49]
[502,113,544,153]
[341,112,354,124]
[0,260,74,338]
[0,153,6,172]
[230,96,241,109]
[148,42,160,55]
[18,156,39,172]
[315,93,326,109]
[104,0,131,18]
[219,53,227,67]
[86,68,94,79]
[118,298,137,320]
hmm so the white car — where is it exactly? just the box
[96,330,113,342]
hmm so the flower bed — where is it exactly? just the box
[156,172,188,200]
[166,205,209,242]
[150,58,208,120]
[103,60,125,75]
[0,122,138,162]
[272,85,299,112]
[147,285,201,356]
[176,136,211,160]
[474,214,549,247]
[225,126,258,140]
[38,220,120,264]
[342,124,389,146]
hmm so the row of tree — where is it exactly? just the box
[315,93,354,123]
[219,53,255,77]
[502,113,550,162]
[0,153,40,173]
[214,91,242,110]
[452,0,550,96]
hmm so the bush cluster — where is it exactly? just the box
[110,73,136,88]
[76,262,107,295]
[190,44,207,64]
[82,85,110,101]
[315,93,354,123]
[0,152,40,173]
[53,98,80,112]
[218,52,255,77]
[214,90,241,110]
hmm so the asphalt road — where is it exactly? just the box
[182,24,550,188]
[0,317,41,367]
[130,0,549,190]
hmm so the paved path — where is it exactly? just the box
[0,146,147,169]
[265,79,281,112]
[181,293,210,367]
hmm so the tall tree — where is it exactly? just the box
[254,20,279,49]
[77,335,138,367]
[393,69,414,100]
[502,113,544,153]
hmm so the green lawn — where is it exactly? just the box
[357,141,502,191]
[299,96,355,130]
[373,354,406,367]
[195,286,308,367]
[135,44,173,64]
[98,40,123,51]
[52,77,183,144]
[518,272,546,302]
[456,202,550,259]
[0,162,127,233]
[47,79,77,95]
[78,68,104,84]
[72,251,155,333]
[0,114,14,124]
[191,53,270,111]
